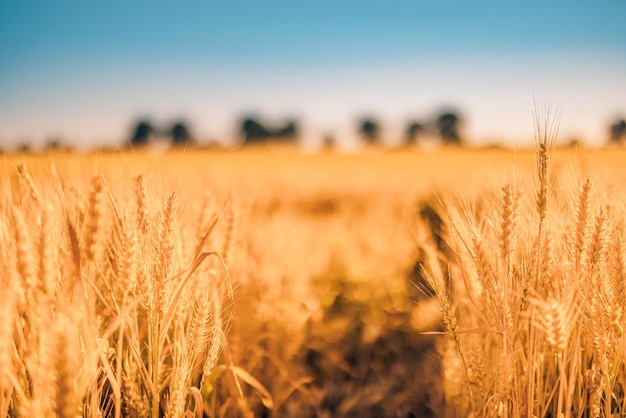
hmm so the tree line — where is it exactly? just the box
[357,111,462,146]
[129,113,626,149]
[130,120,192,147]
[128,110,465,149]
[9,113,624,152]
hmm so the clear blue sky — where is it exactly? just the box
[1,1,625,149]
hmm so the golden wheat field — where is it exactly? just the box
[2,142,626,418]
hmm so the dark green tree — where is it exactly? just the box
[240,117,271,144]
[277,120,298,138]
[170,121,192,146]
[358,117,380,144]
[610,118,626,143]
[130,119,155,147]
[436,111,462,145]
[240,116,299,145]
[406,121,423,145]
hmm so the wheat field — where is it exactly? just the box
[1,142,626,417]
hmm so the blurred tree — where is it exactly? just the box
[436,111,462,145]
[609,118,626,143]
[240,116,299,145]
[241,117,271,144]
[45,138,61,151]
[170,121,192,146]
[323,134,335,150]
[566,138,582,148]
[358,117,380,144]
[17,143,32,153]
[276,119,298,138]
[130,119,155,147]
[406,121,423,145]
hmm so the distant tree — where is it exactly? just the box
[45,138,61,151]
[406,121,424,145]
[566,138,582,149]
[609,118,626,143]
[322,134,335,150]
[130,119,155,147]
[17,143,32,153]
[240,116,299,145]
[276,119,298,138]
[436,111,462,145]
[358,117,380,144]
[170,121,192,146]
[241,117,271,144]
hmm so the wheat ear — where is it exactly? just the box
[499,183,520,266]
[16,164,42,207]
[135,175,150,234]
[12,206,36,290]
[570,178,592,274]
[83,175,105,263]
[53,317,79,418]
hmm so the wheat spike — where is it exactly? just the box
[570,178,592,273]
[53,318,79,418]
[83,175,105,263]
[587,206,609,268]
[499,183,520,264]
[531,292,578,353]
[532,101,559,221]
[166,323,189,418]
[157,191,179,317]
[121,355,149,417]
[471,228,501,317]
[583,369,605,418]
[38,203,56,300]
[0,281,15,400]
[610,227,626,322]
[222,198,238,266]
[534,229,556,295]
[187,277,216,362]
[202,291,224,385]
[113,219,138,298]
[16,163,42,207]
[135,175,151,234]
[12,206,36,290]
[535,145,548,226]
[160,191,178,272]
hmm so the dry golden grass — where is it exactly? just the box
[1,144,626,417]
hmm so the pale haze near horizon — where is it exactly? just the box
[0,1,624,150]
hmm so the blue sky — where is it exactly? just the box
[0,1,625,149]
